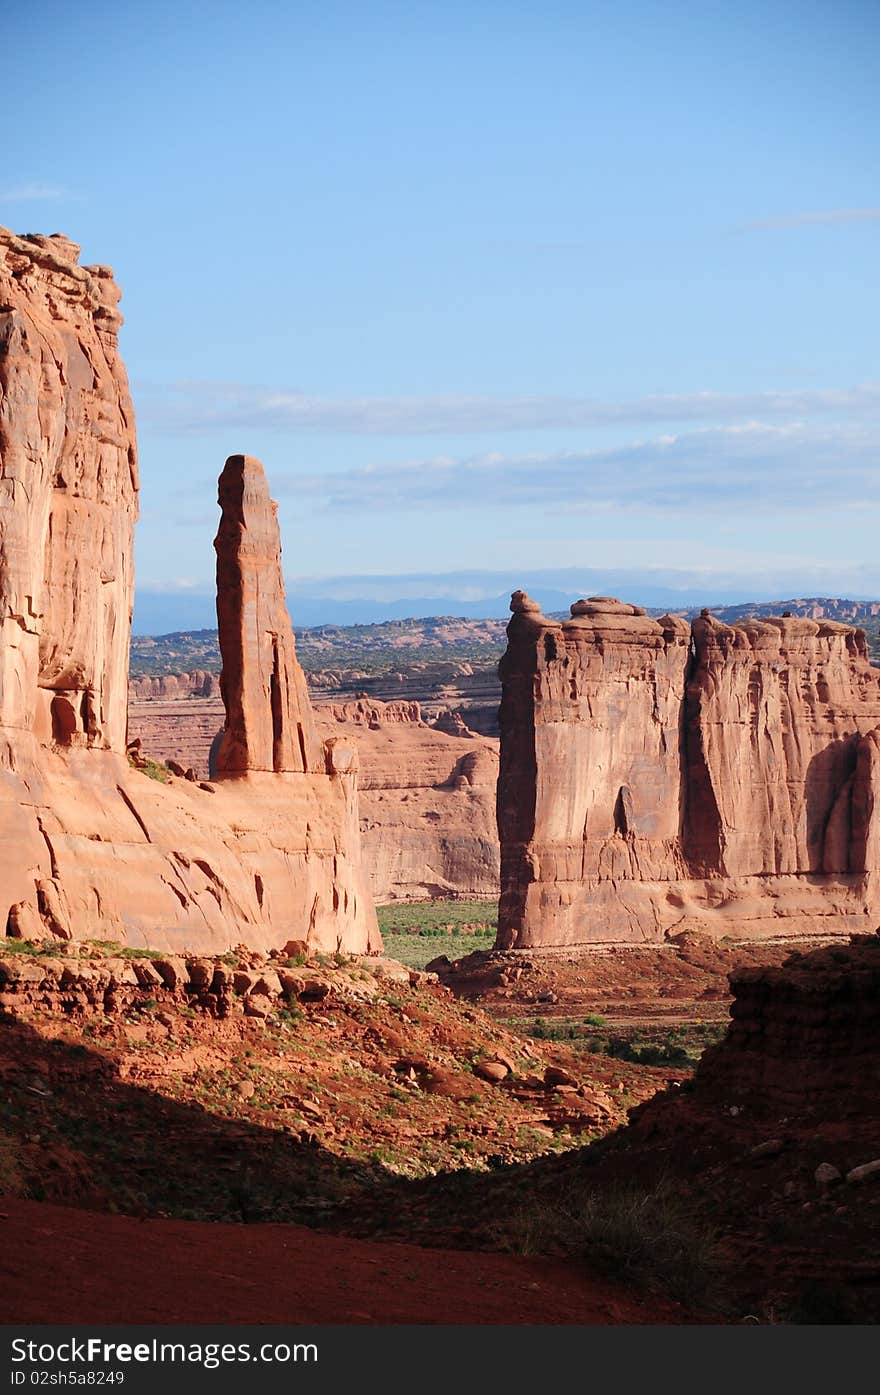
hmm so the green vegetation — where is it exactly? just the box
[511,1015,724,1066]
[377,899,496,935]
[0,938,168,961]
[0,1131,26,1196]
[0,939,55,957]
[377,899,496,969]
[130,754,171,783]
[86,941,166,961]
[381,931,494,970]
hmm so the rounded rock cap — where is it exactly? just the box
[510,590,543,614]
[569,597,647,618]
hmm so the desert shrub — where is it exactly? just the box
[86,941,165,961]
[784,1281,857,1325]
[528,1017,586,1041]
[604,1036,692,1067]
[277,1001,303,1025]
[0,1131,27,1196]
[130,755,171,783]
[502,1178,719,1306]
[376,899,496,936]
[0,939,55,957]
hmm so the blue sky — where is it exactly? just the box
[3,0,879,620]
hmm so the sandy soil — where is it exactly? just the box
[0,1198,694,1324]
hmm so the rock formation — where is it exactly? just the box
[0,230,135,756]
[126,695,226,773]
[686,934,880,1115]
[128,689,500,902]
[213,455,318,776]
[130,672,221,700]
[317,698,499,901]
[497,594,880,947]
[0,226,378,955]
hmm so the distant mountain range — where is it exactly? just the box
[133,570,880,635]
[129,598,880,677]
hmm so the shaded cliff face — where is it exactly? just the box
[497,593,880,948]
[0,228,137,754]
[0,230,378,955]
[688,934,880,1113]
[685,613,880,877]
[573,933,880,1319]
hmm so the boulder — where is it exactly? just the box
[846,1159,880,1185]
[473,1059,509,1083]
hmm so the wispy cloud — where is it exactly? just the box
[0,182,68,203]
[268,421,880,514]
[137,381,880,438]
[747,208,880,230]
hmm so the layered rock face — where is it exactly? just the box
[498,594,880,947]
[0,229,136,756]
[0,228,377,955]
[130,672,221,700]
[316,698,499,902]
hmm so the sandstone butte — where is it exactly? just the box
[497,592,880,948]
[0,226,378,955]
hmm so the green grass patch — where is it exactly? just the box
[382,931,495,970]
[509,1016,724,1066]
[377,899,496,936]
[0,939,59,957]
[86,941,166,961]
[130,755,171,784]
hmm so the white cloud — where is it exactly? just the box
[269,421,880,513]
[137,380,880,438]
[0,183,67,202]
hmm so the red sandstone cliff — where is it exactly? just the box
[130,672,221,700]
[0,228,377,955]
[497,593,880,947]
[0,230,135,755]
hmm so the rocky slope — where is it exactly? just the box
[0,940,673,1213]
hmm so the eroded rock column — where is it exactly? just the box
[212,454,319,776]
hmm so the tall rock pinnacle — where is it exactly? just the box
[213,455,318,776]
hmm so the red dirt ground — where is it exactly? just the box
[0,1199,695,1325]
